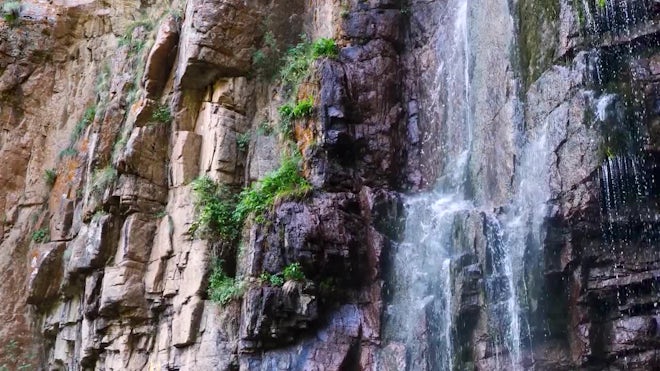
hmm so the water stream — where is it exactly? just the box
[381,0,658,369]
[381,0,553,369]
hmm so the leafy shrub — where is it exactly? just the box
[292,97,314,118]
[233,156,312,224]
[31,228,49,243]
[278,97,314,135]
[280,38,315,92]
[252,31,280,79]
[91,166,117,195]
[189,176,240,242]
[151,104,172,124]
[190,158,311,246]
[258,271,284,286]
[280,37,339,91]
[208,260,244,305]
[312,38,338,58]
[1,1,21,26]
[278,104,294,120]
[269,274,284,287]
[283,262,305,281]
[236,132,251,152]
[259,272,271,283]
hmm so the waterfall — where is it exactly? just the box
[381,0,473,368]
[381,0,554,369]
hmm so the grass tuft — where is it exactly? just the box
[44,169,57,187]
[1,1,21,26]
[208,260,244,305]
[151,104,172,124]
[233,155,312,224]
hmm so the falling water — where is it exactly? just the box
[382,0,472,368]
[381,0,658,369]
[381,0,556,368]
[599,155,660,245]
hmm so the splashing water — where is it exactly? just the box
[381,0,555,368]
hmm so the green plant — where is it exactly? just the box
[282,262,305,281]
[233,155,312,224]
[71,107,96,143]
[189,176,241,242]
[91,166,117,195]
[292,97,314,118]
[95,62,111,116]
[278,97,314,135]
[57,106,96,160]
[208,260,244,305]
[252,30,280,79]
[278,98,314,121]
[259,272,271,283]
[597,0,606,8]
[236,132,251,152]
[319,277,337,296]
[252,49,267,67]
[58,147,78,159]
[44,169,57,186]
[258,271,286,286]
[257,121,274,136]
[280,37,314,92]
[311,38,338,59]
[112,126,132,163]
[278,104,294,120]
[31,228,49,243]
[269,273,284,287]
[151,103,172,124]
[118,19,154,54]
[1,1,21,26]
[0,339,33,371]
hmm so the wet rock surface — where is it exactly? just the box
[0,0,658,370]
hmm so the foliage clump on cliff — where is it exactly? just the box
[276,37,336,135]
[58,106,96,159]
[280,37,338,96]
[259,262,306,287]
[190,154,311,243]
[190,177,240,242]
[234,154,312,224]
[208,260,244,305]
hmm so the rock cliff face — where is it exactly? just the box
[1,0,405,369]
[0,0,658,371]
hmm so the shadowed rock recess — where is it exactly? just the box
[0,0,658,371]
